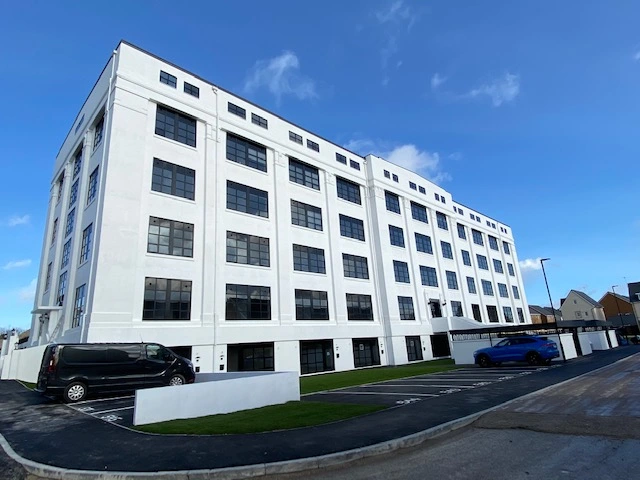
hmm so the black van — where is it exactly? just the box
[36,343,196,402]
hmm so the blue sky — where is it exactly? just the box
[1,1,639,329]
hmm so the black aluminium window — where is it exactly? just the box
[441,241,453,259]
[406,336,423,361]
[384,170,390,178]
[393,260,410,283]
[336,153,347,164]
[300,340,334,374]
[467,276,477,294]
[44,263,52,291]
[346,294,373,320]
[80,224,93,263]
[415,233,433,254]
[392,174,398,182]
[65,209,75,237]
[517,307,525,322]
[350,159,361,170]
[411,202,428,223]
[57,271,68,305]
[289,131,303,144]
[289,158,320,190]
[307,139,320,152]
[184,82,199,98]
[293,244,326,274]
[148,217,194,258]
[446,271,458,290]
[225,284,271,320]
[498,283,509,298]
[472,229,484,246]
[353,338,380,367]
[342,253,369,279]
[152,159,195,200]
[493,259,504,273]
[436,212,448,230]
[229,343,274,371]
[143,277,192,320]
[398,297,415,320]
[488,236,499,250]
[336,177,361,204]
[155,105,196,147]
[291,200,323,231]
[385,191,401,213]
[71,284,86,328]
[512,285,520,299]
[508,263,515,276]
[419,186,426,194]
[472,304,482,322]
[504,306,514,322]
[389,225,405,247]
[451,301,463,317]
[251,113,268,128]
[477,254,489,270]
[93,116,104,151]
[226,231,270,267]
[503,241,511,254]
[61,240,71,268]
[72,149,82,179]
[295,289,329,320]
[482,280,494,296]
[228,102,246,119]
[462,250,472,266]
[409,182,417,190]
[487,305,499,322]
[339,214,365,241]
[226,133,267,172]
[69,179,79,206]
[227,181,269,217]
[420,266,438,287]
[87,166,99,204]
[159,70,177,87]
[457,223,466,240]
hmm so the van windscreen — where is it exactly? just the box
[106,346,141,363]
[62,346,107,364]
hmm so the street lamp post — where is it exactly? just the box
[611,285,626,343]
[540,258,566,362]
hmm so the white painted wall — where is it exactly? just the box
[1,343,47,383]
[577,332,593,355]
[548,333,578,360]
[608,330,619,348]
[587,331,610,350]
[450,339,493,365]
[133,371,299,425]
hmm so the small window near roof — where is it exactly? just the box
[336,153,347,164]
[392,174,398,182]
[307,139,320,152]
[183,82,199,98]
[409,182,416,190]
[384,170,390,178]
[159,71,177,88]
[350,159,360,170]
[251,113,268,129]
[289,131,303,144]
[418,186,426,194]
[228,103,246,119]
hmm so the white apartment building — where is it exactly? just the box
[28,41,531,375]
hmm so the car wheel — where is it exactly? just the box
[168,374,185,386]
[526,352,541,366]
[477,354,491,368]
[63,382,87,403]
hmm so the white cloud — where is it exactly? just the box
[17,278,37,303]
[468,73,520,107]
[344,138,379,154]
[430,73,447,90]
[3,259,31,270]
[244,51,317,103]
[5,215,30,227]
[376,0,419,30]
[519,258,542,273]
[380,36,398,69]
[634,51,640,61]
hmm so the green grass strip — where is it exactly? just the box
[135,401,385,435]
[300,359,459,394]
[18,381,36,390]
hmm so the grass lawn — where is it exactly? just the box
[300,359,459,394]
[18,381,36,390]
[135,401,384,435]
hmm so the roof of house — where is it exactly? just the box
[599,291,631,304]
[567,290,603,308]
[528,305,562,317]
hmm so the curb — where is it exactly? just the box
[2,353,636,480]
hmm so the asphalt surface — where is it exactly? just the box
[0,346,636,474]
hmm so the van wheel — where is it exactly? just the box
[64,382,87,403]
[168,374,185,386]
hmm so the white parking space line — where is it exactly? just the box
[411,377,503,382]
[91,406,134,415]
[72,395,134,405]
[318,391,439,397]
[375,383,476,389]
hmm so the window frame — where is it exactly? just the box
[295,289,329,320]
[291,200,323,231]
[289,157,320,190]
[147,217,194,258]
[225,284,271,320]
[226,231,270,267]
[293,244,326,274]
[398,296,415,320]
[342,253,369,279]
[226,180,269,218]
[226,132,267,172]
[155,105,197,147]
[346,294,373,321]
[339,214,365,241]
[336,177,361,205]
[385,191,401,214]
[389,225,405,247]
[420,266,438,287]
[393,260,410,283]
[410,201,428,223]
[415,233,433,254]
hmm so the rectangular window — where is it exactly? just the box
[384,170,390,178]
[307,139,320,152]
[61,240,72,268]
[87,166,100,204]
[498,283,509,298]
[151,159,195,201]
[517,307,525,323]
[409,181,417,190]
[291,200,323,231]
[51,219,58,246]
[419,186,426,194]
[512,285,520,299]
[392,174,398,182]
[228,102,246,119]
[57,271,68,305]
[289,158,320,190]
[472,304,482,322]
[441,196,446,204]
[467,276,477,294]
[507,263,515,276]
[415,233,433,254]
[488,236,499,250]
[148,217,194,258]
[339,214,365,241]
[93,116,104,151]
[446,271,458,290]
[336,153,347,164]
[229,343,274,371]
[503,306,514,323]
[389,225,405,247]
[487,305,499,323]
[393,260,410,283]
[346,294,373,320]
[435,193,440,201]
[493,259,504,274]
[79,224,93,263]
[503,241,511,255]
[385,191,401,213]
[72,150,82,179]
[472,229,483,246]
[457,223,466,240]
[71,284,86,328]
[451,301,463,317]
[295,289,329,320]
[349,159,361,170]
[251,113,268,128]
[226,133,267,172]
[300,340,334,374]
[226,231,269,267]
[462,250,472,266]
[420,266,438,287]
[336,177,361,204]
[410,202,428,223]
[482,280,494,296]
[406,336,423,361]
[44,263,52,292]
[184,82,199,98]
[398,297,415,320]
[65,209,75,237]
[225,284,271,320]
[226,181,269,217]
[69,179,79,206]
[289,131,303,144]
[342,254,369,279]
[293,244,326,274]
[477,254,488,270]
[436,212,448,230]
[441,241,453,259]
[159,70,177,87]
[155,105,196,147]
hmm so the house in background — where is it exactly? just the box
[560,290,606,321]
[528,305,562,324]
[600,291,637,328]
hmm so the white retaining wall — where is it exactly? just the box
[0,338,47,383]
[133,371,300,426]
[450,338,492,365]
[577,332,593,356]
[608,330,619,348]
[548,333,578,360]
[587,331,610,350]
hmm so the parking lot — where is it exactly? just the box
[304,363,562,407]
[65,393,135,427]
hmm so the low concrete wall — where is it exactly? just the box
[588,331,610,350]
[608,330,619,348]
[545,333,578,360]
[133,371,300,426]
[450,339,492,365]
[577,332,593,355]
[0,340,47,383]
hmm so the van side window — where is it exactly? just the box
[63,346,107,364]
[146,345,162,361]
[106,346,141,363]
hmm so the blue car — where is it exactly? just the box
[473,336,560,367]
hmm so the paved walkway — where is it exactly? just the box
[0,347,636,476]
